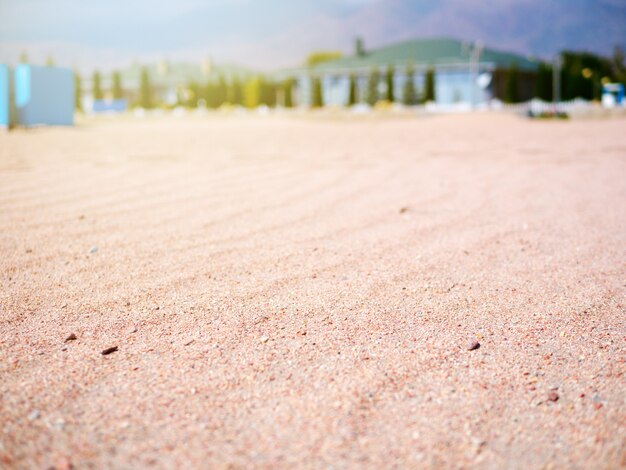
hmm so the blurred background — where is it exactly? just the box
[1,0,625,120]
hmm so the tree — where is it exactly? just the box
[283,78,294,108]
[306,51,342,68]
[207,75,228,108]
[534,63,553,101]
[204,81,216,108]
[228,78,243,105]
[176,86,186,106]
[111,71,124,100]
[560,51,615,100]
[219,76,229,107]
[423,67,436,103]
[355,37,365,57]
[138,67,153,108]
[385,66,395,102]
[403,65,417,105]
[92,71,104,101]
[612,46,626,83]
[45,56,55,67]
[504,63,519,103]
[74,72,83,111]
[311,76,323,108]
[19,51,28,64]
[244,76,261,108]
[366,68,380,105]
[259,77,277,107]
[348,74,357,106]
[186,81,201,107]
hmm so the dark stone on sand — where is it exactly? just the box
[467,340,481,351]
[101,346,118,355]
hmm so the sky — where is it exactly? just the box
[0,0,625,72]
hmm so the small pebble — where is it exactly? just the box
[65,333,77,342]
[399,207,409,214]
[472,438,487,454]
[51,419,66,431]
[28,410,40,421]
[467,339,481,351]
[260,336,269,344]
[88,246,98,254]
[101,346,118,355]
[547,391,559,402]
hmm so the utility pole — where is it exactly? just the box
[553,54,562,112]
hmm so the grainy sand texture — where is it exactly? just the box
[1,113,625,469]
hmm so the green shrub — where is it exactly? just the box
[311,77,323,108]
[111,71,124,100]
[423,67,435,103]
[138,67,153,108]
[367,68,380,105]
[403,65,417,105]
[385,66,395,102]
[504,63,519,103]
[92,71,103,101]
[348,74,357,106]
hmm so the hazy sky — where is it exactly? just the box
[0,0,625,72]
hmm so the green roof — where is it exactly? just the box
[310,37,539,72]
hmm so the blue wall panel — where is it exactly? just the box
[15,65,74,126]
[0,64,9,128]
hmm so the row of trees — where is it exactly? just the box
[74,70,127,111]
[178,76,295,109]
[73,67,294,110]
[504,47,626,103]
[73,66,437,110]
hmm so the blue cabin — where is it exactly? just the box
[14,65,74,126]
[0,64,10,128]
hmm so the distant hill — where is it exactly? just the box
[350,0,626,60]
[1,0,624,70]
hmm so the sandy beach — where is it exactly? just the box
[1,112,625,469]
